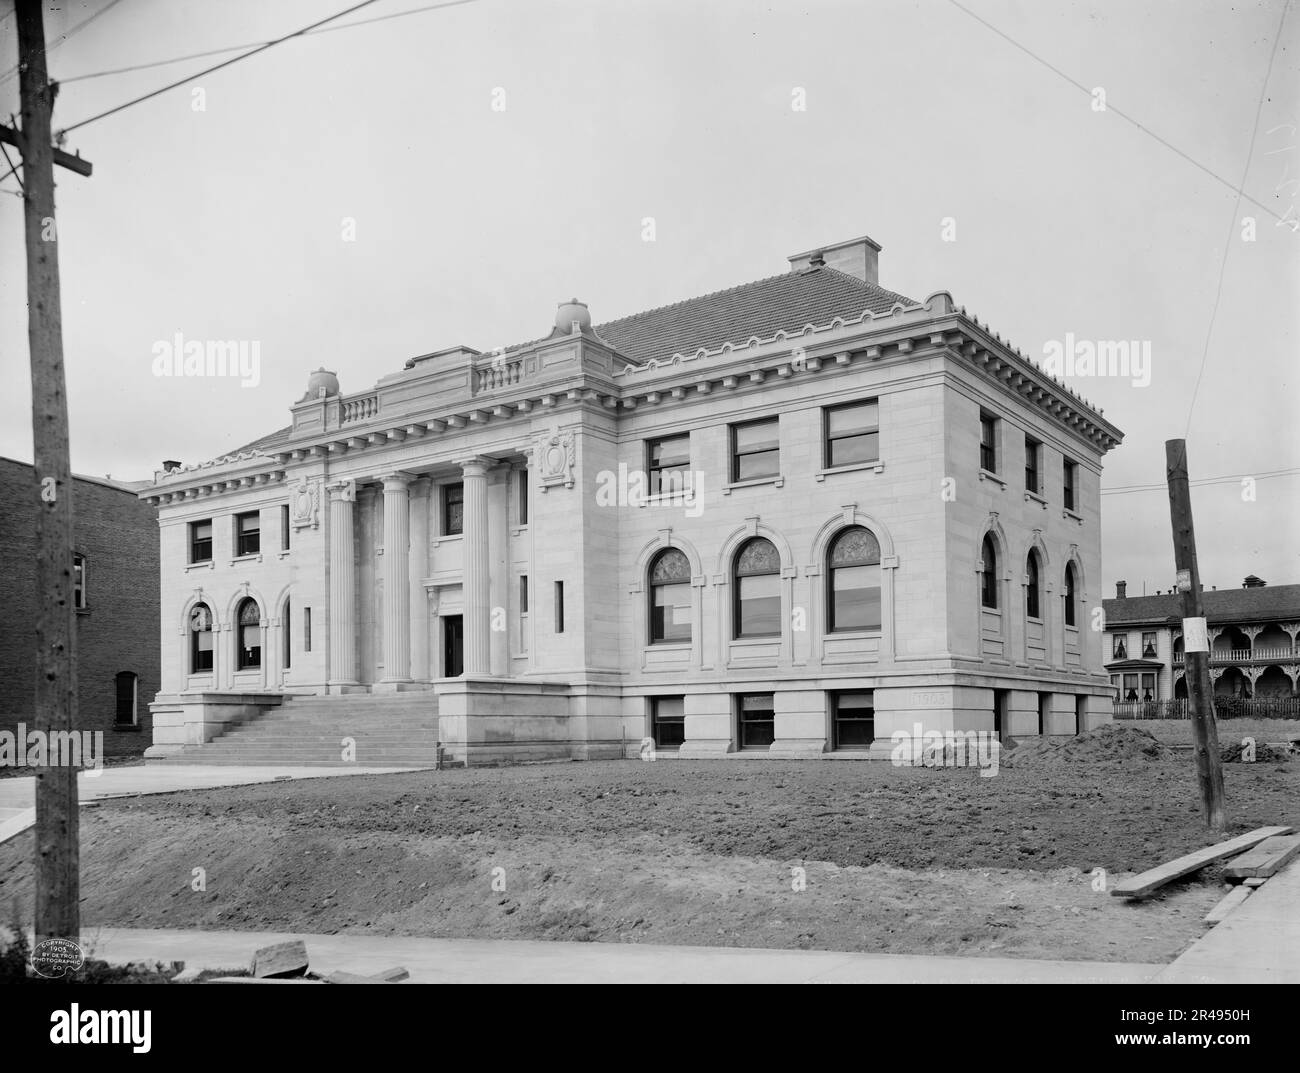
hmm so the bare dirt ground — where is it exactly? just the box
[1,734,1294,965]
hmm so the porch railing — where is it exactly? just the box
[1113,697,1300,721]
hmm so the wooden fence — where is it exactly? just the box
[1113,697,1300,721]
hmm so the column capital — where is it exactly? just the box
[381,470,416,491]
[457,456,494,478]
[326,479,356,503]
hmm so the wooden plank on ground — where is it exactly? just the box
[1244,877,1267,888]
[1110,826,1293,899]
[373,966,410,981]
[1222,834,1300,881]
[1204,885,1252,924]
[325,970,391,984]
[251,939,309,978]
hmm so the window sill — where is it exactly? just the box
[185,560,215,572]
[230,553,263,566]
[277,550,291,560]
[981,606,1002,616]
[978,469,1006,488]
[647,642,691,651]
[1027,616,1043,625]
[1024,490,1047,507]
[432,533,464,547]
[75,606,91,617]
[510,525,529,537]
[112,724,141,733]
[1063,508,1083,523]
[638,490,698,508]
[722,475,783,495]
[827,628,883,638]
[731,634,781,646]
[816,460,884,482]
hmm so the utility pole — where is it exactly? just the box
[11,0,94,946]
[1165,439,1226,831]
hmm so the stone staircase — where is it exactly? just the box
[152,692,444,767]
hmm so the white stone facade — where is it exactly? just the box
[143,238,1122,764]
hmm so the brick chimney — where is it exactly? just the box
[1116,580,1127,599]
[788,234,881,284]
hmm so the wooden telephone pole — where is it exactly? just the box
[9,0,94,945]
[1165,439,1226,831]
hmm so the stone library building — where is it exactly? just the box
[141,234,1122,766]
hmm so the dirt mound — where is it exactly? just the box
[1220,740,1292,763]
[1002,724,1170,768]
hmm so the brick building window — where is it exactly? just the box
[190,603,214,673]
[114,671,138,728]
[730,417,780,482]
[443,483,464,536]
[235,511,260,556]
[1064,562,1078,627]
[190,519,212,563]
[824,399,879,467]
[73,553,86,609]
[827,526,881,632]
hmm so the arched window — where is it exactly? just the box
[1064,563,1078,627]
[237,598,262,670]
[649,548,691,644]
[1026,551,1041,619]
[980,535,999,610]
[827,526,882,632]
[190,603,214,673]
[733,537,781,638]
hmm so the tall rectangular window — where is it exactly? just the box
[303,607,312,652]
[1113,634,1127,659]
[979,412,998,473]
[72,553,86,610]
[517,469,529,525]
[651,696,685,750]
[1063,459,1078,512]
[737,693,775,749]
[443,482,464,536]
[190,519,213,563]
[824,399,879,468]
[1025,436,1041,494]
[555,581,564,633]
[832,691,875,749]
[281,504,291,551]
[519,575,529,614]
[1142,631,1156,658]
[647,434,691,495]
[235,511,260,556]
[731,417,780,482]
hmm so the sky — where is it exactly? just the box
[0,0,1296,596]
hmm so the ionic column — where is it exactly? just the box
[380,473,413,684]
[461,457,492,676]
[327,480,358,688]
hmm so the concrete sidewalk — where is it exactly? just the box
[80,927,1162,984]
[0,764,432,845]
[1153,858,1300,984]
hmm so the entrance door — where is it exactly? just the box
[443,615,464,678]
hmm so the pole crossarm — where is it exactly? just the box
[0,122,93,176]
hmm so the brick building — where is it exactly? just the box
[0,457,160,757]
[141,233,1123,765]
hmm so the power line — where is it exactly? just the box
[0,0,129,85]
[1101,467,1300,496]
[58,0,391,136]
[1183,0,1291,441]
[945,0,1288,223]
[55,0,475,85]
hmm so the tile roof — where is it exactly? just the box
[1103,584,1300,627]
[516,265,916,366]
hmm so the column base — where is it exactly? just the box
[373,679,422,693]
[327,681,365,695]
